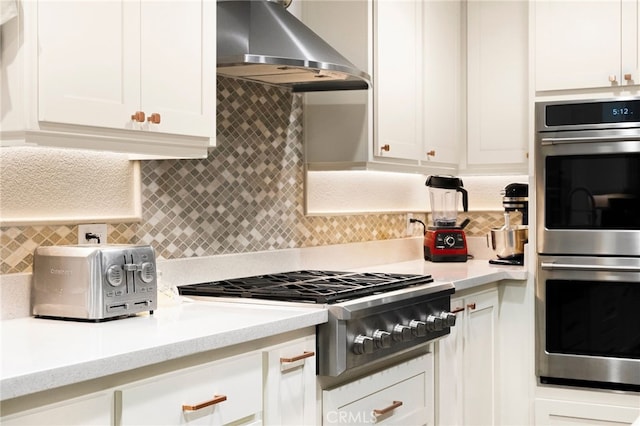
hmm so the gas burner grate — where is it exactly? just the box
[177,270,434,304]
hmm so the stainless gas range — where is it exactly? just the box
[178,270,455,377]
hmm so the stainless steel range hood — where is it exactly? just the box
[217,0,371,92]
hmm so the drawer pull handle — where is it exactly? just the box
[381,144,391,152]
[280,351,315,363]
[373,400,403,416]
[182,394,227,412]
[450,306,465,314]
[467,303,476,310]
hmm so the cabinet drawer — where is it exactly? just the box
[323,353,433,426]
[338,373,427,425]
[118,352,262,425]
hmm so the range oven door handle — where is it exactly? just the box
[540,135,635,145]
[540,262,640,272]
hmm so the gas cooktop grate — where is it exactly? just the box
[177,270,434,304]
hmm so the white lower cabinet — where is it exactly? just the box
[116,352,263,426]
[0,391,112,426]
[323,353,435,426]
[535,398,640,425]
[436,286,499,426]
[263,334,317,425]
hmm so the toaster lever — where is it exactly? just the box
[123,263,138,272]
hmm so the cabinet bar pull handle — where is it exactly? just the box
[280,350,315,363]
[182,394,227,412]
[131,111,146,122]
[467,303,476,310]
[373,400,403,416]
[450,306,464,314]
[147,113,161,124]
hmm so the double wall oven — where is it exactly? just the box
[535,97,640,392]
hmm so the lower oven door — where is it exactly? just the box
[536,255,640,391]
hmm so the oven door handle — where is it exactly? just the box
[541,262,640,272]
[540,135,634,145]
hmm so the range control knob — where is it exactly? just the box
[439,311,457,327]
[372,329,392,348]
[409,320,427,337]
[392,324,412,342]
[353,335,374,355]
[139,262,155,283]
[426,315,444,332]
[106,265,124,287]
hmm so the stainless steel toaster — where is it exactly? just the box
[32,244,157,321]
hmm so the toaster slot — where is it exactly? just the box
[107,303,129,313]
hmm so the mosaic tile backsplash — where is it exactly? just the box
[1,77,515,274]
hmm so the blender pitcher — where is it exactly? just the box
[425,175,469,227]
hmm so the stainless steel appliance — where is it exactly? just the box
[535,97,640,392]
[217,0,370,92]
[424,175,469,262]
[33,245,157,321]
[178,270,455,377]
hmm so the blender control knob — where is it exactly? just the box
[444,235,456,247]
[426,315,444,331]
[409,320,427,337]
[353,335,374,355]
[439,311,457,327]
[372,330,392,348]
[392,324,412,342]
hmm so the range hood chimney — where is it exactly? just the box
[217,0,371,92]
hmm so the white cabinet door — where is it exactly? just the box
[263,334,317,426]
[436,287,498,426]
[535,398,640,425]
[422,0,463,166]
[38,0,140,130]
[0,391,112,426]
[534,0,639,91]
[118,352,262,425]
[36,0,215,145]
[466,0,528,167]
[374,0,423,162]
[140,0,216,138]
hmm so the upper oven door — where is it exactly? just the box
[535,100,640,256]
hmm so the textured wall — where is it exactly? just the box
[0,147,140,225]
[0,77,511,274]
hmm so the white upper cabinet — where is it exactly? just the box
[374,0,423,162]
[534,0,640,92]
[422,0,463,167]
[1,0,215,158]
[465,0,528,168]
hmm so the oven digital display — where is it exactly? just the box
[546,100,640,126]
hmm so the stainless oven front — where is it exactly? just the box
[535,97,640,392]
[536,255,640,391]
[535,97,640,257]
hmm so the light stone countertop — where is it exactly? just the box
[0,301,327,401]
[0,238,529,402]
